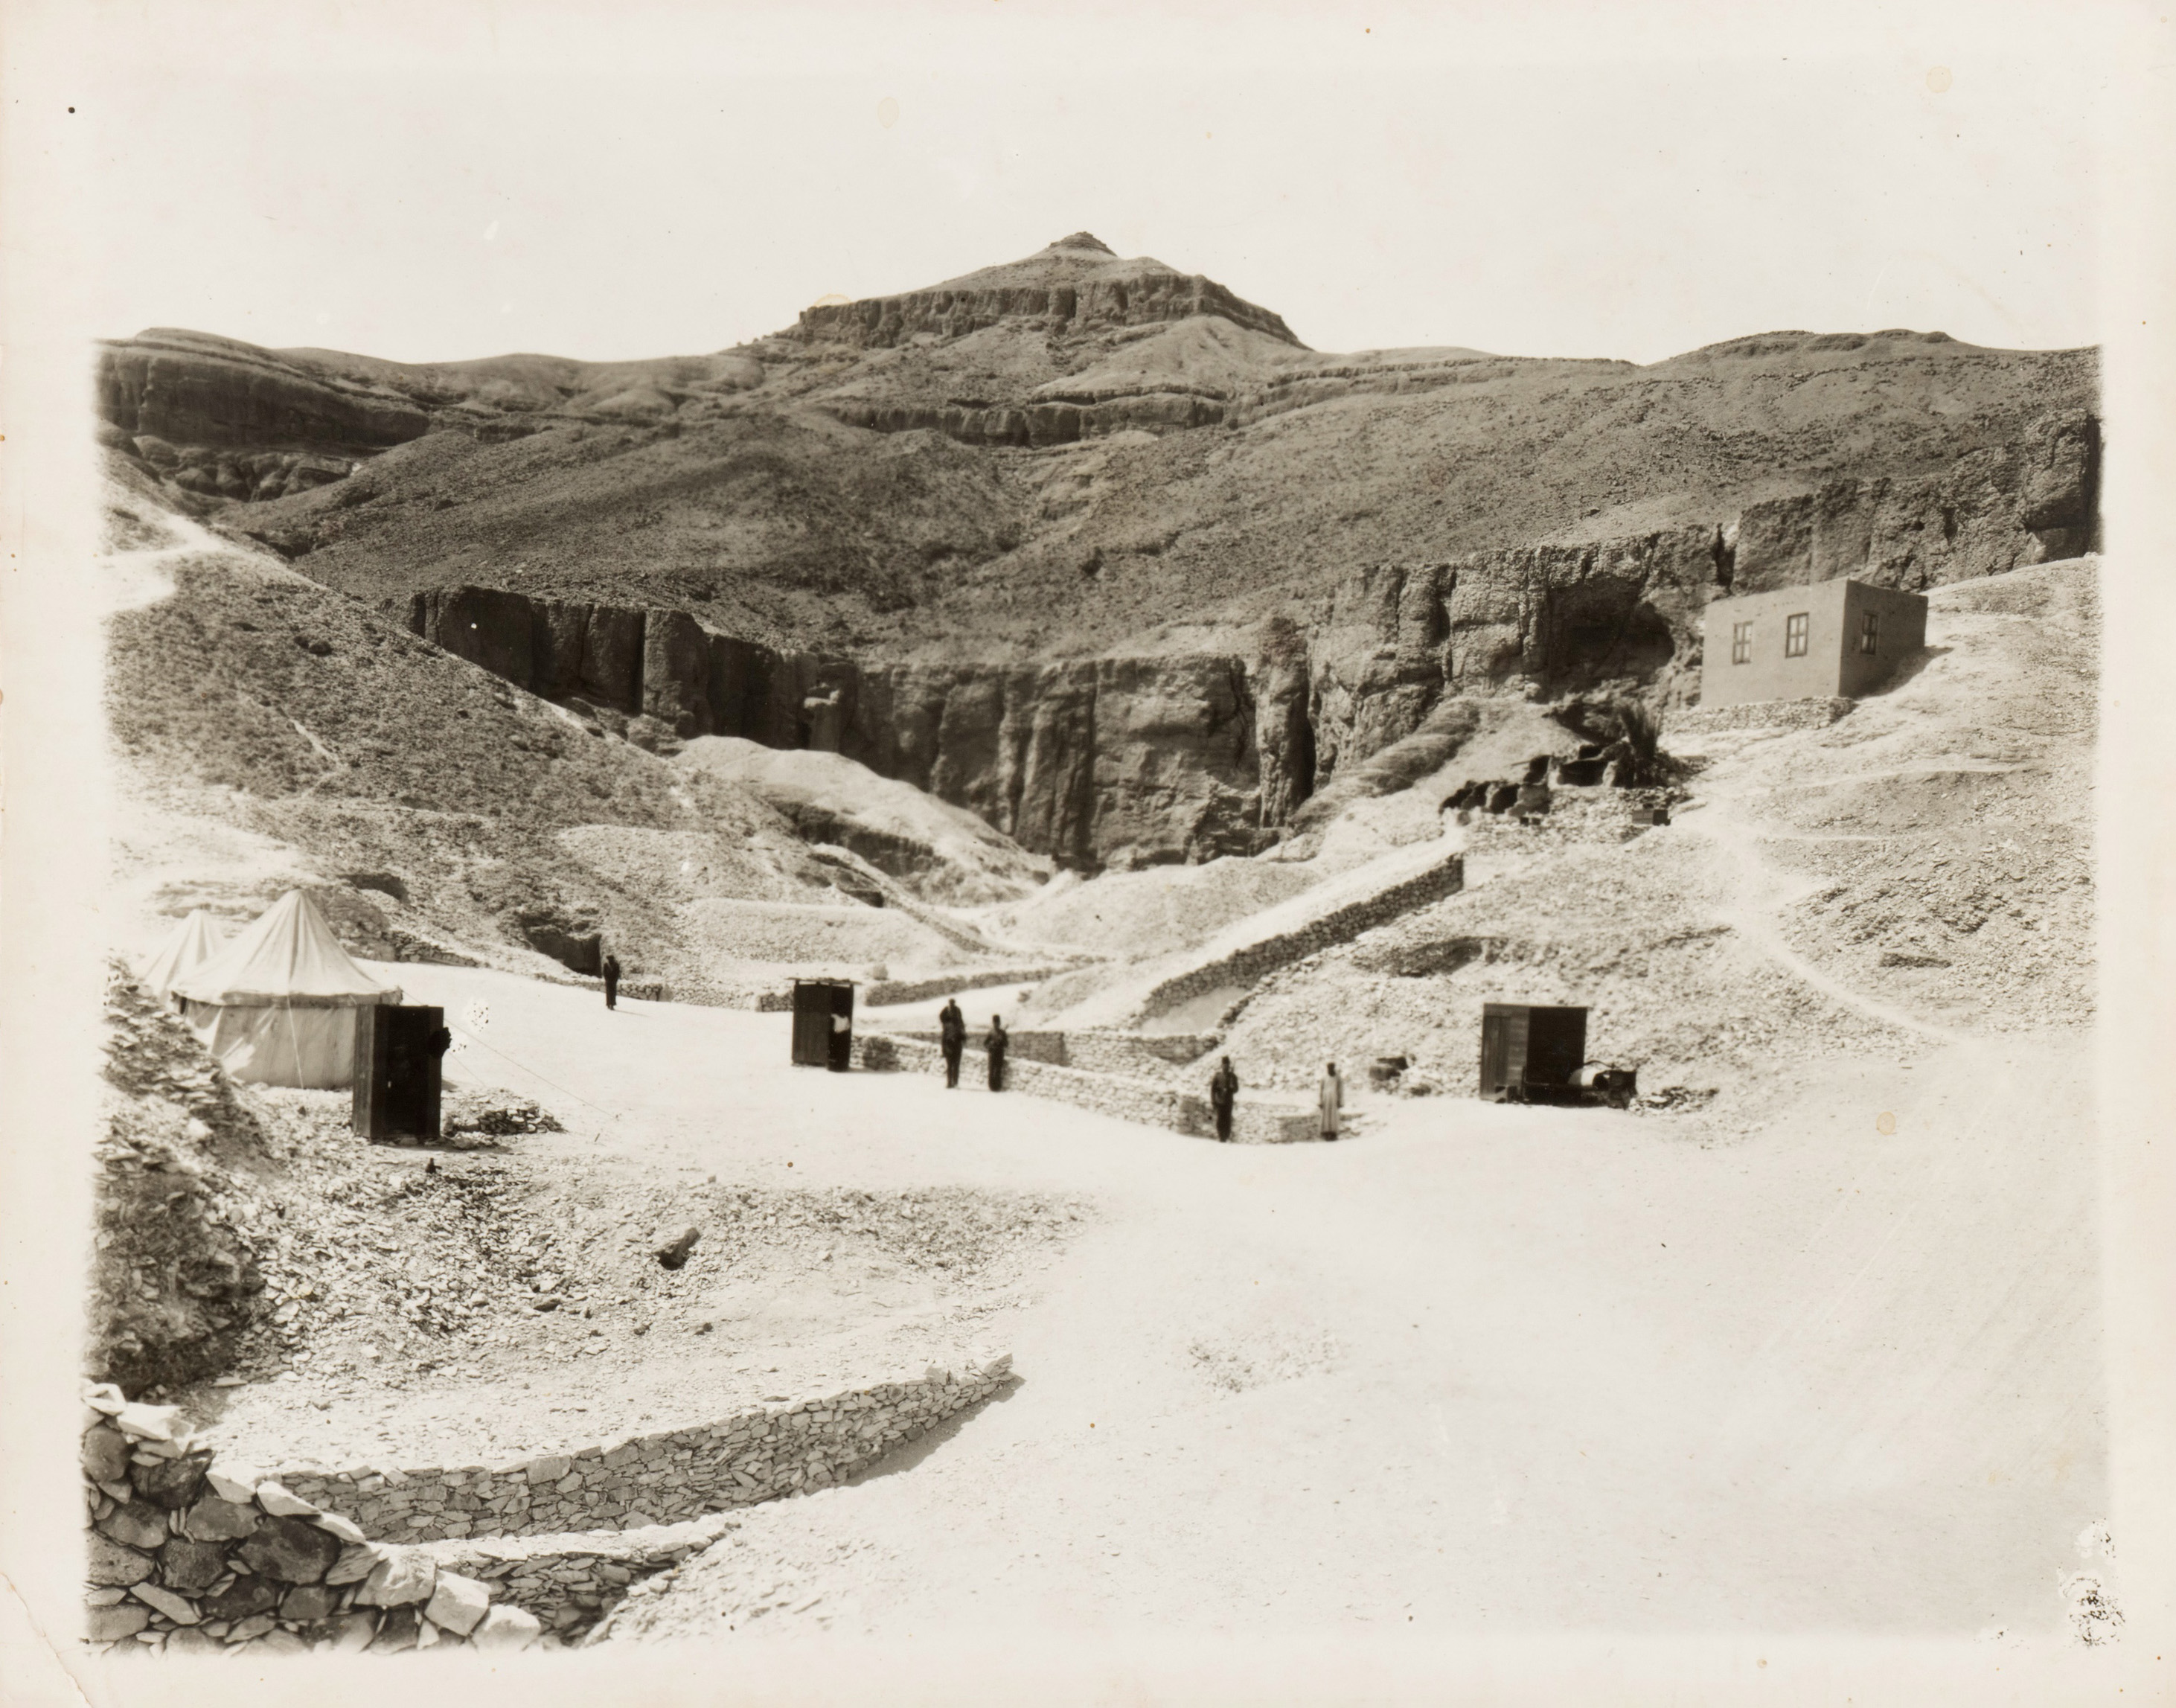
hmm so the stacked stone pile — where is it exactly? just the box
[1666,697,1853,739]
[1461,787,1682,857]
[223,1090,574,1380]
[80,1381,542,1656]
[265,1358,1014,1541]
[438,1089,563,1143]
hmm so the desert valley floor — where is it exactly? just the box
[163,962,2099,1642]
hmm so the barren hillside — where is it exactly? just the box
[98,462,947,995]
[98,234,2097,664]
[1217,558,2097,1122]
[95,232,2100,877]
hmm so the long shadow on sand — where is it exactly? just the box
[840,1375,1023,1489]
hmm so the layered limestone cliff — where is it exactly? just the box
[97,329,433,453]
[405,588,1265,871]
[97,329,431,499]
[1728,409,2100,593]
[793,233,1301,351]
[821,392,1228,447]
[404,406,2096,870]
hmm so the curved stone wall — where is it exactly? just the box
[80,1384,543,1657]
[267,1357,1013,1542]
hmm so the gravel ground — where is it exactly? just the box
[1216,561,2098,1128]
[136,943,2102,1648]
[985,857,1323,959]
[673,897,973,976]
[172,966,1095,1474]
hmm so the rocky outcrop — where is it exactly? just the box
[97,330,430,463]
[409,589,1270,870]
[1728,409,2100,593]
[1297,525,1723,790]
[823,392,1227,446]
[794,234,1300,350]
[399,410,2095,869]
[95,967,269,1395]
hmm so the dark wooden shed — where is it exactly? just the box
[791,979,856,1071]
[353,1003,447,1142]
[1479,1002,1588,1101]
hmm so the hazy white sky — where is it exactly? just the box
[39,1,2115,365]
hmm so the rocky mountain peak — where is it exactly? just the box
[791,234,1301,350]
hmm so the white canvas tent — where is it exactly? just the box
[171,890,401,1087]
[136,909,230,999]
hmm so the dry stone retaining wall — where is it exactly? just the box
[1134,851,1465,1023]
[1666,697,1853,738]
[269,1357,1013,1542]
[80,1383,543,1657]
[420,1515,734,1642]
[1065,1029,1223,1075]
[883,1026,1220,1081]
[863,1031,1315,1144]
[864,966,1082,1006]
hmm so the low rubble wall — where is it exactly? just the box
[1666,696,1853,737]
[1135,851,1465,1023]
[863,966,1082,1006]
[861,1031,1315,1144]
[268,1357,1013,1541]
[1066,1029,1223,1075]
[80,1383,543,1657]
[420,1514,733,1641]
[1459,786,1681,855]
[883,1028,1220,1079]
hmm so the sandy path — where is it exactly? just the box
[188,943,2096,1640]
[564,992,2100,1640]
[1675,802,1971,1044]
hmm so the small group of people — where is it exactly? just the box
[932,997,1346,1145]
[1205,1056,1345,1142]
[937,998,1008,1092]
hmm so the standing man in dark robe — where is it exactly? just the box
[985,1016,1009,1092]
[601,953,621,1011]
[1209,1055,1240,1142]
[938,998,967,1088]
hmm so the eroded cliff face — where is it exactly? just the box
[406,592,1267,870]
[1729,409,2101,593]
[1296,525,1724,785]
[404,406,2097,870]
[97,329,431,502]
[793,233,1301,351]
[822,393,1228,448]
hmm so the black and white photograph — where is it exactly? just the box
[3,4,2173,1703]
